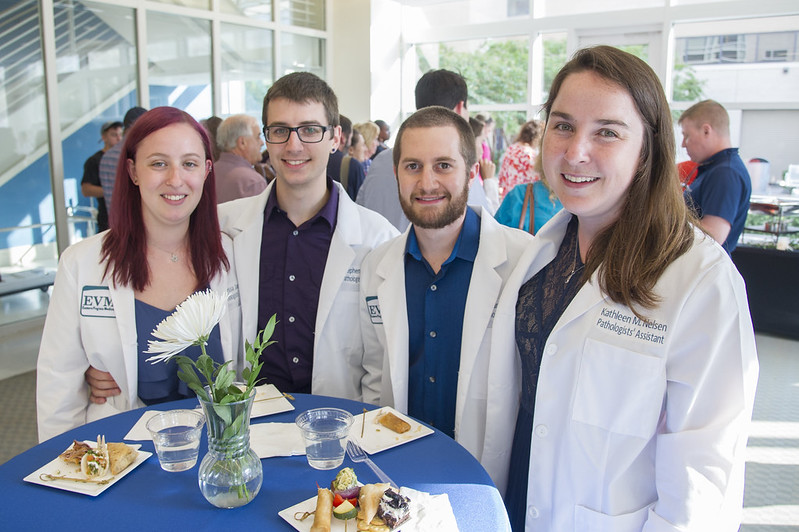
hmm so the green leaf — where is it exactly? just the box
[222,411,245,439]
[213,403,232,426]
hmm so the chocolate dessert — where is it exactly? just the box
[376,488,411,529]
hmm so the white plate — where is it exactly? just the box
[23,441,151,496]
[250,384,295,419]
[278,494,354,532]
[278,487,458,532]
[349,407,433,455]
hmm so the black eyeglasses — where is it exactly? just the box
[262,125,333,144]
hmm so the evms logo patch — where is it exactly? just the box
[366,296,382,325]
[80,286,115,318]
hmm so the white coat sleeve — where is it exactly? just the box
[36,257,92,442]
[643,262,758,531]
[482,176,500,215]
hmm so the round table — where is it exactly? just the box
[1,394,510,531]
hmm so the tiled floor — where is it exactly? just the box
[0,290,796,529]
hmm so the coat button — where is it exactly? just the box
[428,376,436,383]
[292,357,299,364]
[545,343,557,356]
[528,506,539,519]
[289,274,295,282]
[292,230,299,236]
[429,331,437,338]
[534,425,548,438]
[289,316,295,323]
[430,284,437,291]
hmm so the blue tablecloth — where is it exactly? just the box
[1,394,510,531]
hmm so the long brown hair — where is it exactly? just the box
[102,106,228,291]
[543,46,696,317]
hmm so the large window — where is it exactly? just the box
[0,0,329,286]
[0,0,55,268]
[147,12,212,118]
[220,23,273,116]
[281,33,325,78]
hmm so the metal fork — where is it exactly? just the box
[346,440,398,489]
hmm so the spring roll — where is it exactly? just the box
[311,488,333,532]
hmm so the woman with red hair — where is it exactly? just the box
[37,107,242,442]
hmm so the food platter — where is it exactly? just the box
[349,407,433,455]
[23,441,150,496]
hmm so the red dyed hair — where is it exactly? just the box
[102,106,229,291]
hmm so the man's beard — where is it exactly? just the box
[399,178,470,229]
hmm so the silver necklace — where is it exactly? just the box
[565,239,584,284]
[150,244,182,263]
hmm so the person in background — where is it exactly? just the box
[213,114,267,204]
[475,113,495,162]
[354,121,380,174]
[327,114,366,201]
[357,69,470,233]
[201,116,223,161]
[494,176,563,235]
[486,46,758,531]
[39,107,241,441]
[497,119,543,200]
[679,100,752,253]
[373,119,391,158]
[81,120,122,232]
[468,116,499,214]
[348,129,369,163]
[99,106,147,214]
[360,106,534,473]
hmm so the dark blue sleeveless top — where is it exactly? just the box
[135,296,224,406]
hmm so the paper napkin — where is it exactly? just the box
[124,410,164,441]
[399,487,459,531]
[250,422,306,458]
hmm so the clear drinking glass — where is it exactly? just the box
[146,409,205,472]
[295,408,353,470]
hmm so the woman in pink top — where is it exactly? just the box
[498,119,543,200]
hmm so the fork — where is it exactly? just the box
[346,440,398,489]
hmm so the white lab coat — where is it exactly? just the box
[484,209,759,531]
[217,180,398,401]
[36,232,242,442]
[360,206,535,481]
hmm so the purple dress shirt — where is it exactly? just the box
[257,179,339,393]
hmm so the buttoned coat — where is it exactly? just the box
[217,180,398,401]
[36,233,242,442]
[360,206,534,481]
[484,209,759,531]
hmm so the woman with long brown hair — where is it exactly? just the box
[483,46,758,531]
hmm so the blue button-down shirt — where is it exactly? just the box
[257,179,339,393]
[405,208,480,438]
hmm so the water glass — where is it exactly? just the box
[295,408,353,470]
[146,409,205,472]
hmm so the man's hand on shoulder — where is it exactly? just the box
[84,366,121,404]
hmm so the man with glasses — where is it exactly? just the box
[214,114,267,203]
[216,72,398,399]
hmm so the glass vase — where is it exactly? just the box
[197,386,263,508]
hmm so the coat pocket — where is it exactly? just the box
[571,338,666,438]
[574,503,650,532]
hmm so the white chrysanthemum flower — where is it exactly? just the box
[145,289,227,364]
